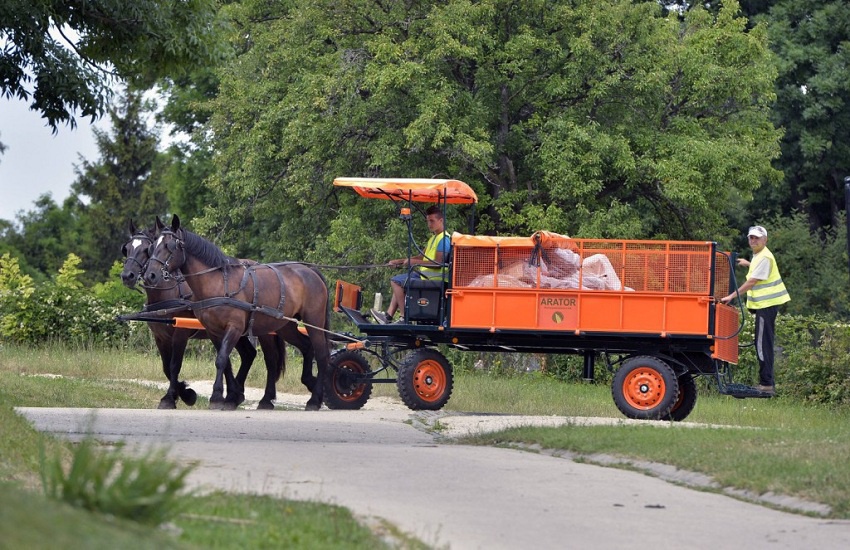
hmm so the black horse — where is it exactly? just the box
[143,215,331,410]
[121,220,284,409]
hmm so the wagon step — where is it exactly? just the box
[719,383,774,399]
[340,305,371,326]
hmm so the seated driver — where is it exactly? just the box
[371,205,450,324]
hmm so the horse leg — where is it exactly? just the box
[153,331,180,409]
[304,326,331,411]
[279,324,316,392]
[233,336,258,395]
[207,335,227,409]
[255,334,285,410]
[168,328,198,407]
[217,329,245,411]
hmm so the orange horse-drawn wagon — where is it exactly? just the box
[327,177,759,421]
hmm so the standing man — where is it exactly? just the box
[720,225,790,395]
[371,205,450,324]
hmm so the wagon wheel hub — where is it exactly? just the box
[622,367,667,409]
[413,360,446,401]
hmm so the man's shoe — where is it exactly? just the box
[756,385,775,395]
[370,309,389,324]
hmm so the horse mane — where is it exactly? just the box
[180,229,237,268]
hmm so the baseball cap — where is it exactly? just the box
[747,225,767,238]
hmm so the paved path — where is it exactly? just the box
[17,404,850,549]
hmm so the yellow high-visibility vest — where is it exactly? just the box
[419,231,450,280]
[746,247,790,309]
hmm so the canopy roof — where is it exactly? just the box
[333,177,478,204]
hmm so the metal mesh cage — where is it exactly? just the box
[453,238,716,295]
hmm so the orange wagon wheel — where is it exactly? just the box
[397,349,454,410]
[323,350,373,410]
[611,356,679,420]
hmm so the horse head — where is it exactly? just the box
[144,215,187,287]
[120,219,155,289]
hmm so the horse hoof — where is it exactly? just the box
[221,402,238,411]
[257,401,275,410]
[157,399,177,410]
[305,402,321,411]
[180,388,198,407]
[208,400,225,410]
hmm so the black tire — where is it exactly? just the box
[661,374,698,422]
[397,349,454,410]
[612,355,679,420]
[323,350,373,410]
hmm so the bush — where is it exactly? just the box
[778,317,850,406]
[0,254,143,347]
[735,311,850,406]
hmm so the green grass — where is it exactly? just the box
[0,483,188,550]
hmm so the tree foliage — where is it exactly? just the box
[0,0,228,131]
[756,0,850,228]
[194,0,781,269]
[0,194,82,280]
[70,90,168,280]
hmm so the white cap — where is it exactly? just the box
[747,225,767,238]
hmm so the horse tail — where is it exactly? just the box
[275,333,286,382]
[308,264,332,332]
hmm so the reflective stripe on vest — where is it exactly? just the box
[746,247,790,309]
[419,231,449,280]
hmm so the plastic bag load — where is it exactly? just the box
[581,254,622,291]
[545,247,581,277]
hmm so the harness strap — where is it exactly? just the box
[142,299,194,313]
[187,297,287,320]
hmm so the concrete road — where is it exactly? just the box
[17,406,850,549]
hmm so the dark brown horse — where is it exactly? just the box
[143,215,331,410]
[121,221,284,409]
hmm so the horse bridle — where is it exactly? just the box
[147,229,186,282]
[122,232,155,285]
[126,230,191,297]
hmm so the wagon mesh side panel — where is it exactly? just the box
[713,251,732,299]
[573,241,713,294]
[453,247,495,287]
[714,304,740,363]
[455,239,716,295]
[668,244,712,294]
[496,247,537,287]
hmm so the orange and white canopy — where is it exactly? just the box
[333,177,478,204]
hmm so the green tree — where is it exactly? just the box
[70,90,168,280]
[0,0,228,133]
[1,194,81,281]
[756,1,850,229]
[197,0,781,267]
[157,69,222,223]
[761,212,849,318]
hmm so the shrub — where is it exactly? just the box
[734,311,850,406]
[0,254,142,347]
